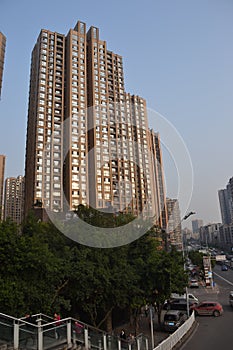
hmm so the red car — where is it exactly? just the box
[190,301,223,317]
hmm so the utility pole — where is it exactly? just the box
[182,211,196,317]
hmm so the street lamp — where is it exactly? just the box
[149,305,154,349]
[182,211,196,254]
[182,211,196,221]
[182,211,196,317]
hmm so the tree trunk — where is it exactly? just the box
[130,307,140,335]
[135,312,140,335]
[97,307,113,333]
[105,309,113,333]
[157,304,162,328]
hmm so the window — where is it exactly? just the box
[80,23,85,34]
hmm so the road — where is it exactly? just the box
[181,264,233,350]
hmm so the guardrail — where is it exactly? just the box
[153,311,195,350]
[0,312,149,350]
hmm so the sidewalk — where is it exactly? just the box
[113,312,169,348]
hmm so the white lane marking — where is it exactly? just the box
[213,272,233,286]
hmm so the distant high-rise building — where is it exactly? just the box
[24,21,167,229]
[166,198,182,250]
[0,155,6,220]
[0,32,6,99]
[227,178,233,223]
[218,188,231,225]
[217,177,233,249]
[218,178,233,225]
[200,223,221,247]
[191,219,203,234]
[4,176,25,225]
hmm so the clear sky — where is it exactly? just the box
[0,0,232,228]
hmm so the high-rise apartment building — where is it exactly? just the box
[218,178,233,225]
[0,155,6,221]
[191,219,203,234]
[149,131,167,229]
[199,223,221,247]
[218,189,231,225]
[24,28,65,216]
[24,21,167,227]
[4,176,25,225]
[166,198,182,250]
[0,32,6,99]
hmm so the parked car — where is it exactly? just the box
[163,310,187,332]
[189,278,199,288]
[166,298,197,312]
[190,301,223,317]
[170,293,199,303]
[221,264,228,271]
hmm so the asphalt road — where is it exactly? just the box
[181,264,233,350]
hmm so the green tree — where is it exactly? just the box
[129,237,187,327]
[188,250,204,270]
[0,216,72,316]
[0,209,188,333]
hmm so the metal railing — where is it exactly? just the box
[153,311,195,350]
[0,312,149,350]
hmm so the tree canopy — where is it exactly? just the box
[0,208,187,331]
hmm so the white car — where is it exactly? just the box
[170,293,199,303]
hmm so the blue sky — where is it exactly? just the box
[0,0,232,227]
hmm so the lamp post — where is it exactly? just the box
[182,211,196,317]
[149,305,154,349]
[182,211,196,256]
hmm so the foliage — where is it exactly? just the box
[188,249,215,270]
[0,208,187,332]
[188,250,204,270]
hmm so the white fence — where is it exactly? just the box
[153,312,195,350]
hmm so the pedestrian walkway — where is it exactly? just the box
[113,311,169,349]
[197,281,220,296]
[0,312,149,350]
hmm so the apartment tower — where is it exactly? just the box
[218,188,232,225]
[4,176,25,225]
[191,219,203,234]
[218,177,233,225]
[149,130,167,229]
[0,155,6,220]
[24,21,167,226]
[166,198,182,250]
[0,32,6,99]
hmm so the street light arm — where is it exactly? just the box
[182,211,196,221]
